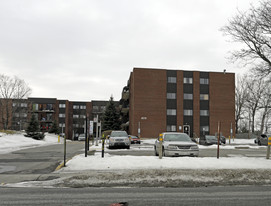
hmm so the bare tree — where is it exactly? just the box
[258,79,271,133]
[0,74,32,130]
[245,76,265,133]
[221,0,271,76]
[235,75,249,133]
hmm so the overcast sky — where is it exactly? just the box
[0,0,258,101]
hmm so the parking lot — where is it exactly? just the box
[102,138,268,158]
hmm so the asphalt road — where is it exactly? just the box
[1,185,271,206]
[0,141,85,183]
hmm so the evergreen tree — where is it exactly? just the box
[102,96,121,131]
[49,120,60,134]
[25,114,44,140]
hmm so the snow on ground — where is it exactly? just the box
[60,152,271,172]
[0,132,62,154]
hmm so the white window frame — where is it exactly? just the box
[184,77,193,84]
[167,93,176,99]
[167,125,177,132]
[167,109,176,116]
[168,77,176,83]
[73,105,80,109]
[59,104,66,108]
[184,93,193,100]
[200,110,209,116]
[200,94,209,100]
[200,78,209,85]
[59,113,66,118]
[184,109,193,116]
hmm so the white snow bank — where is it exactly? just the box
[61,153,271,171]
[0,133,62,154]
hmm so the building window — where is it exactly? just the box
[21,113,27,118]
[46,104,53,110]
[168,77,176,83]
[184,77,193,84]
[21,103,28,107]
[101,106,106,112]
[33,104,38,111]
[184,110,193,116]
[73,114,79,118]
[167,125,177,132]
[167,93,176,99]
[184,93,193,100]
[47,113,52,121]
[13,113,20,118]
[200,94,209,100]
[73,105,80,109]
[80,105,86,109]
[167,109,176,116]
[59,104,66,108]
[59,123,65,127]
[200,110,209,116]
[80,115,86,119]
[200,78,209,85]
[59,113,65,118]
[93,106,99,112]
[200,126,209,132]
[73,123,79,128]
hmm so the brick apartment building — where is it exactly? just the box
[128,68,235,138]
[0,98,113,140]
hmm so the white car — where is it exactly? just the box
[154,132,199,157]
[109,131,131,149]
[78,134,86,141]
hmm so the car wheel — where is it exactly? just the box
[127,146,130,149]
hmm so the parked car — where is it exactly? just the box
[199,135,221,145]
[109,131,131,149]
[129,135,141,144]
[154,132,199,157]
[220,136,226,144]
[78,134,86,141]
[256,134,271,146]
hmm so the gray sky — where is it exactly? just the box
[0,0,258,101]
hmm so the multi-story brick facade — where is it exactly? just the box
[0,98,112,140]
[129,68,235,138]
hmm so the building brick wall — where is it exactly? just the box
[129,68,235,138]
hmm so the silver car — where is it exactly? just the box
[154,132,199,157]
[109,131,131,149]
[256,134,271,146]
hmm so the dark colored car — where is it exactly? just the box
[129,135,141,144]
[199,135,220,145]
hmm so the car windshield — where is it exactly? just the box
[164,133,191,142]
[111,131,128,137]
[131,136,138,139]
[206,135,217,140]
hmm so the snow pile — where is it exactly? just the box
[0,133,62,154]
[60,152,271,172]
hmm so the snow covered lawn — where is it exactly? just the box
[0,132,62,154]
[60,152,271,172]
